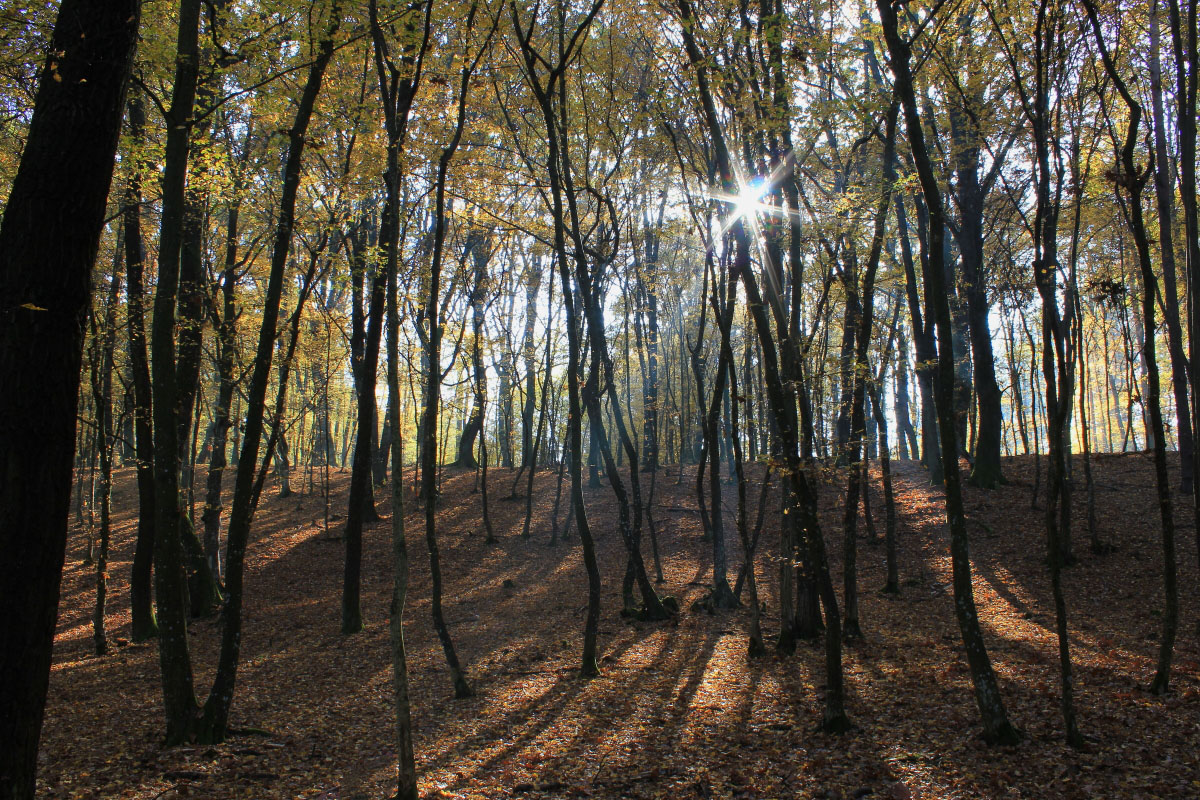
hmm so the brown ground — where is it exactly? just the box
[39,452,1200,799]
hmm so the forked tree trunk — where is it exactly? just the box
[512,4,607,675]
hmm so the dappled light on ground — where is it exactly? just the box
[40,454,1200,799]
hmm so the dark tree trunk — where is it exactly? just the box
[343,260,385,633]
[895,330,919,461]
[374,411,392,486]
[170,30,224,621]
[419,40,482,697]
[512,5,609,675]
[197,5,341,742]
[1149,0,1194,493]
[200,204,241,585]
[456,231,490,469]
[842,101,897,641]
[950,97,1004,488]
[0,0,138,792]
[702,254,739,610]
[1083,0,1178,699]
[519,256,541,470]
[123,92,159,643]
[895,195,941,483]
[871,384,900,594]
[368,4,433,781]
[347,221,379,522]
[522,277,557,539]
[149,0,205,744]
[725,336,760,654]
[640,207,664,473]
[1166,0,1200,543]
[878,0,1019,744]
[90,234,125,657]
[678,0,849,731]
[499,357,514,469]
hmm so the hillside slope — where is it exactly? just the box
[40,454,1200,799]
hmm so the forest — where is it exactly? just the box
[1,0,1199,796]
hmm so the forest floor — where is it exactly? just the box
[39,452,1200,799]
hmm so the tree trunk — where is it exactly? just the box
[418,34,483,696]
[90,234,125,657]
[950,97,1004,488]
[149,0,205,743]
[878,1,1019,743]
[512,8,608,674]
[456,231,489,469]
[677,0,849,730]
[1083,0,1178,697]
[200,204,241,585]
[896,195,942,484]
[1149,0,1194,493]
[343,260,385,633]
[896,330,918,461]
[702,256,739,610]
[842,101,897,640]
[196,4,341,742]
[0,0,138,792]
[123,91,159,644]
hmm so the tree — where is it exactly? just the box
[877,0,1020,744]
[676,0,850,732]
[1082,0,1178,699]
[122,90,159,643]
[0,0,139,793]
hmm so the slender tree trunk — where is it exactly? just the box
[879,1,1019,743]
[702,254,739,610]
[90,235,125,657]
[1149,0,1194,493]
[641,243,662,473]
[520,256,541,471]
[896,196,941,483]
[512,7,607,673]
[195,6,342,743]
[1164,0,1200,550]
[1083,0,1178,696]
[678,0,848,730]
[373,7,425,788]
[124,91,159,643]
[871,384,900,594]
[1076,303,1104,554]
[456,231,489,469]
[950,97,1004,488]
[343,264,384,633]
[200,204,241,584]
[727,338,760,654]
[896,330,918,460]
[416,21,486,694]
[523,278,556,539]
[843,102,897,633]
[149,0,205,743]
